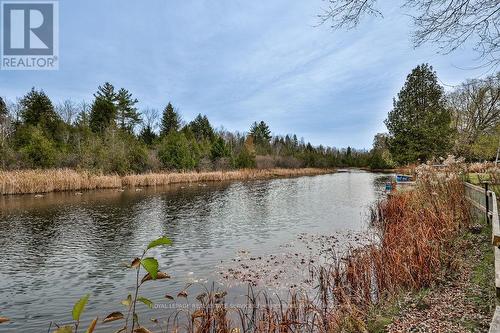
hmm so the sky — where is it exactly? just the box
[0,0,492,149]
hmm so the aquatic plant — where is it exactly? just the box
[0,168,333,195]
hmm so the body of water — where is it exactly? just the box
[0,170,390,332]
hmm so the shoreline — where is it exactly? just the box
[0,168,335,196]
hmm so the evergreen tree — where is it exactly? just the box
[139,124,157,146]
[235,136,256,168]
[94,82,117,104]
[210,136,230,160]
[75,110,89,129]
[0,97,7,120]
[89,97,116,133]
[157,132,196,170]
[189,114,215,141]
[116,88,141,132]
[19,88,61,138]
[385,64,452,164]
[160,102,180,137]
[249,121,272,146]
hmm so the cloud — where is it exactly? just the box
[0,0,489,148]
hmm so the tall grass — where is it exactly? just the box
[0,168,333,195]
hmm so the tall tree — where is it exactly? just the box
[139,107,159,145]
[249,121,272,147]
[0,97,7,120]
[0,97,9,147]
[56,100,77,125]
[189,114,215,141]
[0,97,7,135]
[116,88,141,132]
[19,88,61,137]
[211,136,230,160]
[160,102,180,137]
[89,97,116,133]
[319,0,500,68]
[385,64,452,164]
[449,72,500,159]
[89,83,120,133]
[94,82,117,104]
[75,101,91,129]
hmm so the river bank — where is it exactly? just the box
[0,168,334,195]
[368,217,494,332]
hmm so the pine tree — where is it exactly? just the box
[94,82,117,104]
[249,121,272,146]
[89,97,116,133]
[385,64,452,164]
[116,88,141,132]
[19,88,61,138]
[189,114,215,141]
[139,124,157,146]
[160,102,180,137]
[210,136,230,160]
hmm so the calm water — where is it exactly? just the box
[0,170,390,332]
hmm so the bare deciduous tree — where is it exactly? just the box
[141,107,160,131]
[319,0,500,67]
[56,99,78,125]
[449,72,500,157]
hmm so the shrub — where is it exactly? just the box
[157,132,197,170]
[235,147,256,168]
[18,126,58,168]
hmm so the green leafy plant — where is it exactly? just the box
[50,294,97,333]
[105,236,172,333]
[49,236,172,333]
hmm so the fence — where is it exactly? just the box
[464,182,500,332]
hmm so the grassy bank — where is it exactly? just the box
[366,216,495,332]
[0,168,334,195]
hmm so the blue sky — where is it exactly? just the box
[0,0,490,148]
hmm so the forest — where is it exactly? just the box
[0,65,498,175]
[0,83,369,174]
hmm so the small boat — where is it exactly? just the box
[396,174,413,183]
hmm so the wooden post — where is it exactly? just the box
[485,182,491,224]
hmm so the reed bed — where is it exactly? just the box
[0,168,333,195]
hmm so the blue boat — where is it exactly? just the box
[396,174,413,182]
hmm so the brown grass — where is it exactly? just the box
[0,168,334,195]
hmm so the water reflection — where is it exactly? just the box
[0,171,391,332]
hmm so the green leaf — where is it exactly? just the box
[72,294,89,321]
[141,258,159,280]
[53,326,73,333]
[137,297,154,309]
[146,237,172,250]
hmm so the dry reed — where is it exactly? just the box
[0,168,333,195]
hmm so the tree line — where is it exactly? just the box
[372,64,500,168]
[0,84,371,174]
